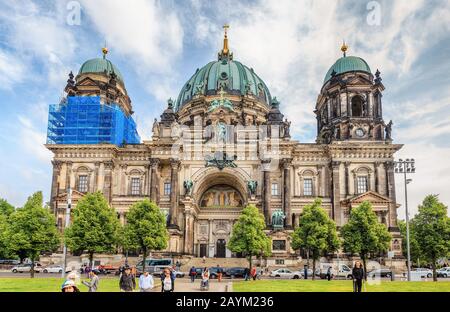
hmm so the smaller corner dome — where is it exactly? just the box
[78,57,124,83]
[323,55,371,84]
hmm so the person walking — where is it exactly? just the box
[303,265,308,280]
[176,260,181,271]
[251,267,257,281]
[326,266,332,281]
[201,267,210,290]
[244,267,250,281]
[202,256,206,264]
[119,266,136,292]
[82,270,99,292]
[138,269,154,292]
[216,265,223,282]
[352,261,365,292]
[161,268,175,292]
[189,266,197,283]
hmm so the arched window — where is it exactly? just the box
[351,96,364,117]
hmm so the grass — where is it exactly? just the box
[232,279,450,292]
[0,277,161,292]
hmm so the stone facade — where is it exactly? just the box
[46,39,403,261]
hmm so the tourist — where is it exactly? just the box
[304,265,308,280]
[244,267,250,281]
[326,266,332,281]
[161,268,175,292]
[216,265,223,282]
[82,270,99,292]
[251,267,257,281]
[119,266,136,292]
[176,260,181,271]
[201,267,210,290]
[189,266,197,283]
[352,261,364,292]
[61,280,80,292]
[202,256,206,264]
[138,269,154,292]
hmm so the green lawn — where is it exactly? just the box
[0,277,161,292]
[232,279,450,292]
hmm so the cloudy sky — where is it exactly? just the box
[0,0,449,218]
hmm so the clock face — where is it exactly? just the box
[355,128,365,137]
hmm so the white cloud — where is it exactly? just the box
[0,50,26,90]
[17,115,52,164]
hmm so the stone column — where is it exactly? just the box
[374,162,380,193]
[50,160,62,215]
[93,162,100,192]
[385,161,397,227]
[65,161,73,190]
[150,159,160,203]
[144,164,150,196]
[262,159,271,226]
[282,159,292,228]
[344,162,350,197]
[184,211,194,255]
[169,159,180,227]
[331,161,341,226]
[102,161,114,203]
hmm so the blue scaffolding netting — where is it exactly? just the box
[47,96,141,145]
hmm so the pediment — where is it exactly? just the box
[344,191,391,205]
[345,75,372,86]
[76,77,100,87]
[55,189,86,201]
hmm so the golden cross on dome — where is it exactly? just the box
[222,24,230,55]
[341,40,348,57]
[102,40,108,59]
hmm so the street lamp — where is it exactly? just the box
[61,187,72,278]
[394,158,415,281]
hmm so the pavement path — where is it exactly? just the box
[151,279,229,292]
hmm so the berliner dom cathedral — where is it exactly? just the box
[46,26,403,265]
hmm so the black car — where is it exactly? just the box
[209,267,226,279]
[367,268,393,278]
[225,267,246,278]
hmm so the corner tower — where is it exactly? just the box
[316,42,390,143]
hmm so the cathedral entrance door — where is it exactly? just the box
[216,239,226,258]
[200,244,207,258]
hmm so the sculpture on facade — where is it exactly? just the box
[194,81,205,95]
[183,180,194,196]
[385,120,393,140]
[152,118,160,137]
[247,180,258,196]
[271,209,286,230]
[205,152,237,170]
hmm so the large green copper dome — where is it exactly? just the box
[175,58,271,111]
[78,57,124,83]
[323,55,371,84]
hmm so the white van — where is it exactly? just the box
[318,263,353,279]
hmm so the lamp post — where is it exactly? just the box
[394,158,415,281]
[61,187,72,278]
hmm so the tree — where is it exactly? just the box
[228,205,271,270]
[0,199,15,259]
[398,220,422,266]
[341,201,391,279]
[6,192,60,277]
[413,195,450,281]
[64,192,120,267]
[121,199,168,272]
[291,199,340,280]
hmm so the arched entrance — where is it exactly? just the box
[192,169,248,258]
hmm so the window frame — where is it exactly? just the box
[130,177,141,196]
[78,175,88,193]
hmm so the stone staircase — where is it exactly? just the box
[180,257,248,270]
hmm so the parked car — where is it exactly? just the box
[317,263,353,279]
[152,269,185,278]
[136,258,173,275]
[367,268,393,278]
[11,263,43,273]
[225,267,246,278]
[0,259,20,265]
[412,268,433,278]
[43,265,71,274]
[300,268,314,277]
[437,267,450,278]
[270,268,302,279]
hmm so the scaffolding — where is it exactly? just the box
[47,96,140,145]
